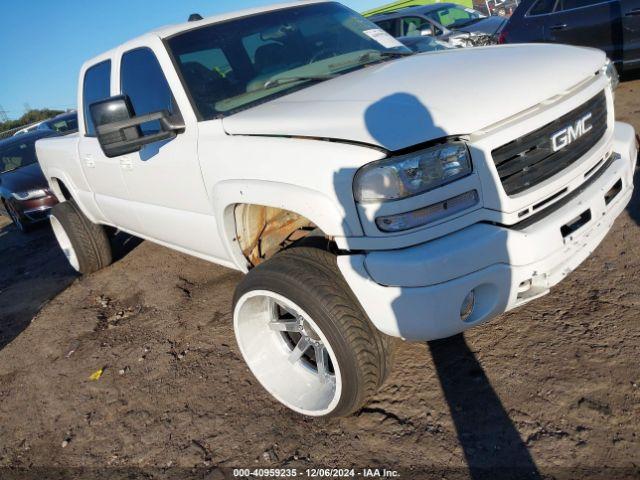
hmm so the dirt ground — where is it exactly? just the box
[1,83,640,480]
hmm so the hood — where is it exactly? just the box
[0,162,47,194]
[454,16,506,35]
[222,43,605,151]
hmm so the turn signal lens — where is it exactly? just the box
[375,190,479,232]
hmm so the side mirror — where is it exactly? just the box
[89,95,185,158]
[420,27,434,37]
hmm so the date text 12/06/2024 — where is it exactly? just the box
[232,468,401,478]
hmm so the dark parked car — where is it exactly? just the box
[370,3,507,41]
[499,0,640,72]
[0,130,59,232]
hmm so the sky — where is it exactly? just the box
[0,0,381,120]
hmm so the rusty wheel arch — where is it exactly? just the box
[233,204,328,267]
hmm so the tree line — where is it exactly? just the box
[0,109,65,133]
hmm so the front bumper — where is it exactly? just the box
[338,122,637,341]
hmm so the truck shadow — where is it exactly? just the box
[346,92,541,478]
[0,220,77,351]
[625,167,640,226]
[427,336,541,480]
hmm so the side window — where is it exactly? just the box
[120,48,180,135]
[559,0,608,10]
[433,8,475,28]
[374,20,396,36]
[82,61,111,137]
[528,0,557,15]
[400,17,432,37]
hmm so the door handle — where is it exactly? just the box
[119,157,133,171]
[550,24,568,31]
[82,154,95,168]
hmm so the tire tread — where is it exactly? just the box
[234,247,394,417]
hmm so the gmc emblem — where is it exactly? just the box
[551,112,593,152]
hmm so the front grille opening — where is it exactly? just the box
[533,187,568,211]
[584,156,606,179]
[561,209,592,238]
[605,179,623,205]
[492,91,608,196]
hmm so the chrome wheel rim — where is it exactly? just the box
[234,290,342,416]
[50,215,80,271]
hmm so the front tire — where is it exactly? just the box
[233,247,393,418]
[50,200,112,274]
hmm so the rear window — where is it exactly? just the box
[82,61,111,136]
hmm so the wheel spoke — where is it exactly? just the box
[314,344,332,384]
[268,320,301,332]
[288,336,312,364]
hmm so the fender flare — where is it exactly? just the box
[212,179,357,270]
[46,169,101,224]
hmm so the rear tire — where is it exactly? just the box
[50,200,112,274]
[233,247,393,417]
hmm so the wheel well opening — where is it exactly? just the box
[234,204,331,267]
[50,178,72,202]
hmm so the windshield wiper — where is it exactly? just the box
[356,49,414,65]
[378,50,414,57]
[262,74,337,90]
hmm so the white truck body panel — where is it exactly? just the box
[340,122,638,340]
[35,0,637,342]
[222,44,605,150]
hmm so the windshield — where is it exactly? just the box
[167,2,411,119]
[429,6,484,29]
[0,139,38,174]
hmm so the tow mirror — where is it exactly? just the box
[89,95,185,158]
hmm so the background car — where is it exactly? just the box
[12,122,43,136]
[0,130,59,232]
[399,34,455,52]
[369,3,507,42]
[36,111,78,135]
[499,0,640,73]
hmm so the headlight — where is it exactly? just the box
[354,142,472,202]
[11,189,48,201]
[603,58,619,94]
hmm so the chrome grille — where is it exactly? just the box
[492,91,608,196]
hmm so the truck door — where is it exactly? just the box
[545,0,623,63]
[115,46,226,260]
[622,0,640,68]
[78,60,140,231]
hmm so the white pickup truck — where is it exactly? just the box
[37,0,637,417]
